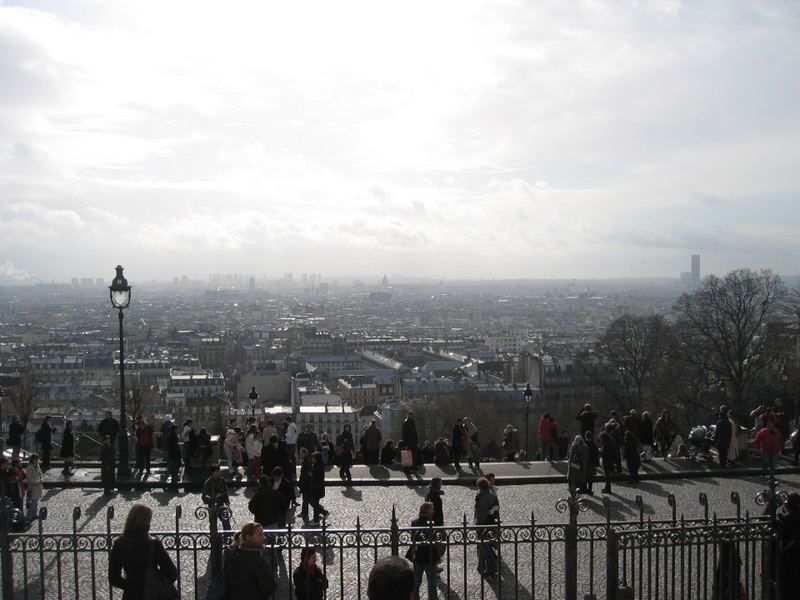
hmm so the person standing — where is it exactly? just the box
[98,411,120,446]
[165,424,182,488]
[298,424,320,456]
[639,412,654,461]
[715,406,733,468]
[249,474,288,531]
[336,424,356,482]
[598,431,617,494]
[654,409,675,457]
[465,417,481,469]
[363,420,382,465]
[307,451,329,524]
[202,465,232,530]
[538,414,558,462]
[502,425,520,461]
[293,546,329,600]
[450,418,464,470]
[576,404,599,435]
[474,477,500,577]
[245,424,263,480]
[584,431,600,494]
[37,416,54,471]
[223,522,277,598]
[24,454,43,524]
[284,416,299,462]
[60,419,75,477]
[7,415,25,462]
[100,436,116,495]
[755,420,784,482]
[109,503,178,600]
[134,416,153,475]
[410,502,441,600]
[624,431,642,484]
[567,436,588,494]
[402,411,420,467]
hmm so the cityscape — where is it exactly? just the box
[2,1,800,599]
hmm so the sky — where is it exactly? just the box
[1,0,799,284]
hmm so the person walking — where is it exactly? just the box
[465,417,480,469]
[335,424,355,482]
[223,522,277,599]
[24,454,43,524]
[134,416,153,475]
[100,436,116,495]
[566,435,588,494]
[409,502,441,600]
[450,418,465,470]
[714,405,733,468]
[307,451,329,524]
[402,411,420,467]
[109,503,178,600]
[538,414,558,462]
[363,420,383,465]
[60,419,75,477]
[36,416,54,471]
[502,424,520,461]
[474,477,500,578]
[425,477,445,526]
[292,546,328,600]
[7,415,25,462]
[165,424,182,488]
[202,465,232,530]
[624,430,642,484]
[598,431,617,494]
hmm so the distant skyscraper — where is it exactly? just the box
[691,255,700,283]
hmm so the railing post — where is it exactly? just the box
[607,527,618,600]
[564,495,578,600]
[0,499,15,600]
[390,504,399,556]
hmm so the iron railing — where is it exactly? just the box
[0,492,790,600]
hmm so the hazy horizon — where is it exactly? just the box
[2,1,799,282]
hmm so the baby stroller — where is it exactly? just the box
[687,425,715,463]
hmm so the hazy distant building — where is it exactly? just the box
[691,254,700,283]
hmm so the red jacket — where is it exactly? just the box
[538,418,557,444]
[754,428,784,455]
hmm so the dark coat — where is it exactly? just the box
[576,409,599,435]
[60,427,74,458]
[410,516,441,565]
[451,425,464,453]
[223,545,276,600]
[402,418,419,448]
[600,436,618,470]
[98,418,120,443]
[292,564,328,600]
[248,484,288,527]
[298,457,312,494]
[38,422,53,450]
[639,417,654,446]
[261,443,279,476]
[380,445,395,465]
[135,423,153,449]
[309,459,325,499]
[166,431,182,460]
[109,536,177,600]
[7,421,24,447]
[624,437,641,470]
[425,487,445,526]
[715,416,732,451]
[335,432,355,468]
[776,510,800,593]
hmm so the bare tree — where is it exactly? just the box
[673,268,787,413]
[587,314,672,412]
[6,373,39,428]
[128,375,161,422]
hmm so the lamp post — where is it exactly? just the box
[109,265,132,478]
[523,383,533,460]
[248,386,259,418]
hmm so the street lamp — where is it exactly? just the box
[248,386,259,418]
[523,382,533,460]
[109,265,132,478]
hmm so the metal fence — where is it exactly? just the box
[0,493,789,600]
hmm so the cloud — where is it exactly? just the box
[0,260,35,280]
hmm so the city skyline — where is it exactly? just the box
[1,1,799,282]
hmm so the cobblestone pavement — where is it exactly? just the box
[9,474,798,600]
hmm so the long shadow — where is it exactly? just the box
[437,464,458,475]
[341,487,363,502]
[495,557,534,600]
[633,481,670,498]
[368,465,390,479]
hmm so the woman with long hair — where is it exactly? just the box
[224,522,276,598]
[109,503,177,600]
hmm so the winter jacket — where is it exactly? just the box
[202,476,230,506]
[410,516,441,564]
[425,487,445,526]
[451,425,464,453]
[474,488,500,525]
[576,409,599,435]
[363,425,382,452]
[293,563,328,600]
[538,418,557,444]
[60,427,75,458]
[248,484,288,527]
[7,421,24,447]
[245,433,263,460]
[309,459,326,499]
[402,418,419,448]
[109,536,177,600]
[25,463,43,501]
[284,422,299,444]
[755,428,784,455]
[223,544,276,600]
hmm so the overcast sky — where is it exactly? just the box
[1,0,799,283]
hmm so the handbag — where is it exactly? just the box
[400,449,413,467]
[143,539,179,600]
